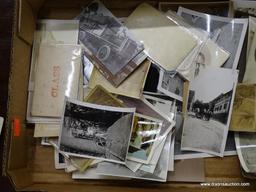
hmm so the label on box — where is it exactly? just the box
[13,118,20,137]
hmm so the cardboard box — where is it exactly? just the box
[3,0,255,191]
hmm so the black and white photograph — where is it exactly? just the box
[59,98,135,164]
[96,133,172,182]
[143,94,182,115]
[235,132,256,173]
[175,114,237,159]
[54,149,67,169]
[117,95,175,137]
[77,0,144,87]
[157,69,185,102]
[231,0,256,17]
[181,66,238,156]
[177,7,248,70]
[127,114,162,164]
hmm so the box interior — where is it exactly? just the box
[4,0,255,191]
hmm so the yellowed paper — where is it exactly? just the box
[88,60,150,99]
[125,3,197,71]
[34,124,60,137]
[31,44,81,117]
[230,84,256,132]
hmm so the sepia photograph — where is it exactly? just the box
[181,66,238,156]
[157,69,185,102]
[96,133,172,182]
[235,132,256,173]
[127,114,162,164]
[177,7,248,70]
[59,98,135,164]
[77,0,144,87]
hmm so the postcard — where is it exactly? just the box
[127,113,162,164]
[181,66,238,156]
[157,70,185,102]
[178,7,248,70]
[235,132,256,173]
[31,44,81,117]
[77,0,144,87]
[58,98,135,164]
[125,3,198,71]
[88,59,150,99]
[229,84,256,132]
[96,133,172,182]
[27,20,79,123]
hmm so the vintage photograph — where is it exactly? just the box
[235,132,256,173]
[181,66,238,156]
[177,7,248,70]
[77,0,144,87]
[144,94,182,115]
[96,133,172,182]
[54,149,67,169]
[59,98,135,164]
[175,118,237,160]
[117,95,175,136]
[127,114,162,164]
[157,69,185,102]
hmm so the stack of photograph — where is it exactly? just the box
[26,0,256,183]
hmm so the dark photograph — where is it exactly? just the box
[59,98,135,164]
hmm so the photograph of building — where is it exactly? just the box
[181,66,238,156]
[158,70,184,101]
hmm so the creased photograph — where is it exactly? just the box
[59,98,135,164]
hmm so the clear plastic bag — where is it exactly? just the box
[235,132,256,173]
[166,10,230,81]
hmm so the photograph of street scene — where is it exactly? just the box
[59,99,135,163]
[181,66,238,156]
